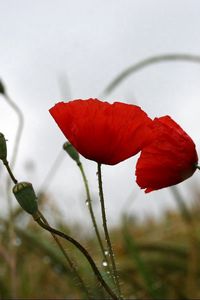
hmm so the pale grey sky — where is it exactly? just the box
[1,0,200,226]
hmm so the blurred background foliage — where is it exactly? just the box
[1,1,200,297]
[0,183,200,298]
[1,52,200,299]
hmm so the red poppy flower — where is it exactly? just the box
[49,98,152,165]
[136,116,198,193]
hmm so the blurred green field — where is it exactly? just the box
[1,51,200,299]
[0,188,200,299]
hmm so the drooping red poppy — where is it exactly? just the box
[136,116,198,193]
[49,98,152,165]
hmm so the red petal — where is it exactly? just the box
[136,115,198,192]
[49,99,152,165]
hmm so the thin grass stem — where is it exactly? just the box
[38,150,64,193]
[38,211,91,299]
[3,156,92,298]
[100,53,200,97]
[34,214,119,300]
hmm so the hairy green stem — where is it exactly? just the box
[3,156,93,298]
[34,215,118,300]
[38,211,91,299]
[97,163,122,298]
[2,154,91,298]
[77,162,113,274]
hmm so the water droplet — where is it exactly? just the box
[102,260,108,267]
[104,250,109,256]
[85,199,89,206]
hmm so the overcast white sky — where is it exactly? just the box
[1,0,200,227]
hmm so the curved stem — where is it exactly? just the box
[2,156,91,298]
[77,162,113,273]
[38,211,91,299]
[101,53,200,97]
[2,158,18,297]
[38,150,64,193]
[34,215,118,300]
[4,92,24,169]
[3,160,18,184]
[97,163,122,298]
[3,91,24,298]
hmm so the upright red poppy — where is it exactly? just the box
[136,116,198,193]
[49,99,152,165]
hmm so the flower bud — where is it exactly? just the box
[12,182,38,215]
[0,80,5,95]
[63,142,80,163]
[0,133,7,161]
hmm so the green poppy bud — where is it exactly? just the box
[0,80,5,95]
[0,133,7,161]
[63,142,80,164]
[12,182,38,215]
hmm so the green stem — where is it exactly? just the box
[38,211,91,299]
[101,53,200,97]
[97,163,122,298]
[4,92,24,169]
[3,160,18,184]
[196,165,200,170]
[34,214,118,300]
[2,157,91,298]
[170,186,191,223]
[2,157,18,298]
[39,150,64,193]
[77,162,112,271]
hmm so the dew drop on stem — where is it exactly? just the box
[102,260,108,267]
[104,250,109,256]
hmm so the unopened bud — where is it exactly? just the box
[63,142,80,163]
[12,182,38,215]
[0,80,5,95]
[0,133,7,161]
